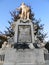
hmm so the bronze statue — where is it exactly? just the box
[16,3,30,19]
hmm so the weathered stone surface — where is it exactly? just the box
[3,48,45,65]
[3,62,15,65]
[4,48,16,62]
[15,49,45,64]
[14,19,35,44]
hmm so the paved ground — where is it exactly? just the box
[0,62,3,65]
[0,63,3,65]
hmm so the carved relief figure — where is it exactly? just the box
[16,3,30,19]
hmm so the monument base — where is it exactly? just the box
[3,48,45,65]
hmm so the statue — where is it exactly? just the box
[16,3,30,19]
[2,41,7,50]
[6,43,11,48]
[29,43,35,49]
[2,41,12,50]
[37,42,45,48]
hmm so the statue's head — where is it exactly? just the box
[21,2,25,5]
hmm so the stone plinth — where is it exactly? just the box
[3,48,45,65]
[3,48,16,65]
[16,49,45,65]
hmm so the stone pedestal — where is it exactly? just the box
[16,49,45,65]
[3,48,45,65]
[3,18,45,65]
[14,19,35,44]
[3,48,16,65]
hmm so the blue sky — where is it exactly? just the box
[0,0,49,41]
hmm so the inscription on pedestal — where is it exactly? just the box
[18,25,32,43]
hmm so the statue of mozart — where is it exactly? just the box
[16,2,31,19]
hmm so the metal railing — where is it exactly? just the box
[0,49,5,62]
[0,54,5,61]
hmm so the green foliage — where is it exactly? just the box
[33,19,47,42]
[45,42,49,52]
[10,11,20,21]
